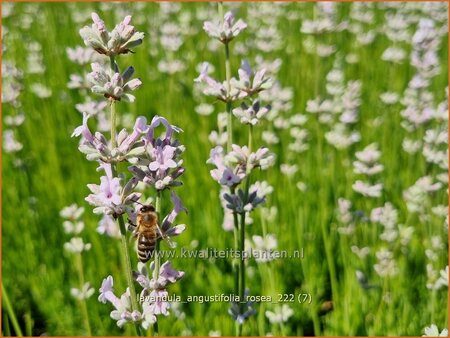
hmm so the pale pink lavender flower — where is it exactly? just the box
[148,261,185,289]
[60,204,84,233]
[380,92,400,105]
[280,164,298,178]
[194,63,242,102]
[87,63,142,102]
[351,246,370,259]
[195,103,214,116]
[265,304,294,324]
[97,214,120,238]
[3,130,23,153]
[147,289,170,316]
[71,282,95,300]
[4,112,25,127]
[374,248,398,277]
[98,277,140,328]
[231,60,272,98]
[370,203,398,229]
[402,138,422,154]
[261,131,279,145]
[67,46,103,65]
[227,144,275,172]
[129,116,184,191]
[352,181,383,198]
[232,99,270,125]
[68,73,90,90]
[157,59,186,75]
[300,2,343,35]
[249,181,273,200]
[245,234,278,263]
[63,221,84,235]
[203,11,247,44]
[207,146,244,187]
[288,127,309,153]
[85,163,141,217]
[75,100,107,117]
[64,237,92,253]
[80,13,144,56]
[325,124,361,150]
[72,114,148,162]
[2,81,22,106]
[159,191,187,237]
[403,176,443,215]
[435,266,449,289]
[30,83,52,98]
[336,198,356,235]
[131,261,184,319]
[381,46,406,63]
[353,143,384,176]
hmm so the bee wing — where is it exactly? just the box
[156,223,176,248]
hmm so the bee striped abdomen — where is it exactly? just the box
[134,204,159,263]
[137,231,157,263]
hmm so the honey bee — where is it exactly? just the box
[128,203,173,263]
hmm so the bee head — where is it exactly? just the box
[140,205,155,213]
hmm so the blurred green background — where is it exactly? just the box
[2,2,448,336]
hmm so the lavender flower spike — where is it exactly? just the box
[129,116,185,191]
[203,11,247,44]
[85,163,141,217]
[87,63,142,102]
[231,60,272,98]
[80,13,144,56]
[232,99,271,125]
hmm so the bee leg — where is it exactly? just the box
[127,220,137,233]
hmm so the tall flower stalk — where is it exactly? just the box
[197,4,274,335]
[72,12,186,334]
[60,204,94,336]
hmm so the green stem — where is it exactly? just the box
[248,125,253,153]
[153,190,162,336]
[237,126,254,336]
[109,55,118,73]
[24,312,33,337]
[225,42,232,153]
[232,187,240,307]
[238,210,246,332]
[218,2,233,153]
[118,215,142,334]
[218,3,240,335]
[110,98,142,336]
[227,101,233,153]
[110,100,117,149]
[2,284,23,336]
[218,2,224,22]
[153,191,162,280]
[76,254,92,336]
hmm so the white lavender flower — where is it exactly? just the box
[353,143,384,176]
[64,237,92,253]
[374,248,398,277]
[71,282,95,300]
[423,324,448,337]
[352,181,383,198]
[246,234,278,263]
[265,304,294,324]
